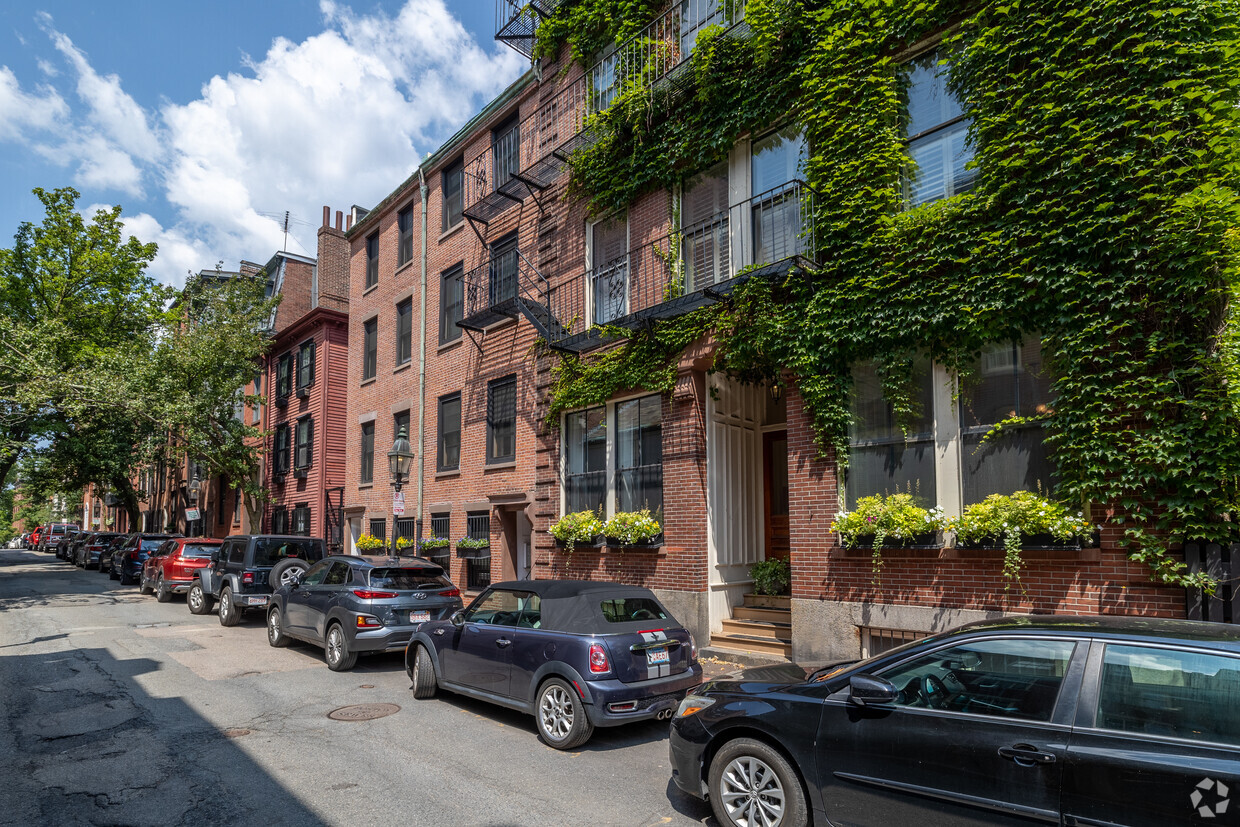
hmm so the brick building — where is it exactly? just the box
[335,0,1210,661]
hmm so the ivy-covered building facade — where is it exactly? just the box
[343,0,1240,661]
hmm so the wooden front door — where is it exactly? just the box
[763,430,790,560]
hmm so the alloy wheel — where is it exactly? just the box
[327,627,342,666]
[719,755,786,827]
[539,684,574,741]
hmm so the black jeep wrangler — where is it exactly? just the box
[187,535,327,626]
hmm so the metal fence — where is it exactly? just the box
[1186,541,1238,624]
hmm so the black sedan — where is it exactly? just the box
[670,615,1240,827]
[267,555,462,671]
[406,579,703,750]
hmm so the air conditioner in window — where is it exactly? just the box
[293,467,308,479]
[296,385,310,399]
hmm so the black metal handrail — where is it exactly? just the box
[459,245,555,333]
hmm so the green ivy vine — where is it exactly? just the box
[537,0,1240,590]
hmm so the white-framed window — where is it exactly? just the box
[844,337,1054,513]
[587,213,628,325]
[590,49,620,114]
[561,393,663,519]
[904,49,975,206]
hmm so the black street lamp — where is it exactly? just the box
[387,427,414,556]
[189,471,201,536]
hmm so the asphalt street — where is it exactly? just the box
[0,549,719,826]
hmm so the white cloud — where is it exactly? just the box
[0,67,68,141]
[112,210,215,290]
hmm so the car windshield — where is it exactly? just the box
[599,597,669,623]
[253,539,320,567]
[182,543,220,559]
[368,568,449,590]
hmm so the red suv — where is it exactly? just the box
[141,538,224,603]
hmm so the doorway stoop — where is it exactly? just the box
[707,594,792,661]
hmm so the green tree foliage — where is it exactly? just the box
[541,0,1240,587]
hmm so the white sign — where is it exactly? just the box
[392,492,405,516]
[185,508,201,521]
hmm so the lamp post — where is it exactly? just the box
[189,471,201,536]
[387,427,414,556]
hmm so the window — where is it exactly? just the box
[395,517,417,552]
[616,395,663,514]
[683,162,730,291]
[253,372,263,423]
[296,340,315,392]
[295,417,314,470]
[398,206,413,267]
[275,353,292,399]
[396,299,413,365]
[880,638,1077,721]
[492,115,520,190]
[430,513,450,540]
[860,627,932,659]
[487,376,517,464]
[589,215,627,325]
[292,503,311,536]
[466,512,491,591]
[442,159,464,231]
[845,337,1052,510]
[465,588,539,625]
[274,424,291,475]
[1096,645,1240,747]
[323,561,351,585]
[564,406,606,515]
[362,318,377,381]
[600,596,669,623]
[272,507,289,535]
[365,232,379,289]
[439,264,464,344]
[438,393,461,472]
[369,517,386,543]
[751,127,808,265]
[590,50,620,113]
[561,394,663,519]
[489,233,519,307]
[360,422,375,485]
[393,410,410,444]
[905,50,975,206]
[234,486,242,524]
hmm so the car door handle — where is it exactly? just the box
[998,744,1057,766]
[495,638,511,648]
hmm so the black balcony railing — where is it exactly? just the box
[458,246,566,341]
[494,0,566,58]
[544,179,819,351]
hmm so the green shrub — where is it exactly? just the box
[750,558,791,595]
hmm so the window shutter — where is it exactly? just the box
[306,419,314,467]
[308,342,316,387]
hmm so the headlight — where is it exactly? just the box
[676,694,716,719]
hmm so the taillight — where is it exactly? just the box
[589,643,609,674]
[356,615,382,628]
[352,590,398,599]
[689,633,697,660]
[242,572,254,584]
[439,588,460,598]
[129,550,140,560]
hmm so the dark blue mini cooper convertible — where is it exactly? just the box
[405,579,703,749]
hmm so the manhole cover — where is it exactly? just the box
[328,703,400,721]
[222,728,251,738]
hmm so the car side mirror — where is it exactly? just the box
[210,550,221,563]
[450,610,465,628]
[848,674,898,707]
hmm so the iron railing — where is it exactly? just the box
[458,245,563,339]
[495,0,565,59]
[545,179,818,349]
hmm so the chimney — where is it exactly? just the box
[335,210,343,231]
[322,205,330,227]
[346,214,353,231]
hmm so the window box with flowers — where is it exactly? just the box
[355,533,384,553]
[456,536,491,559]
[831,494,946,582]
[947,491,1097,585]
[602,509,663,549]
[550,511,605,552]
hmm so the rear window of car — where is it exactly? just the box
[181,543,220,559]
[253,538,322,567]
[368,568,450,590]
[599,597,670,623]
[140,538,171,551]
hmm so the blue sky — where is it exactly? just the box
[0,1,526,285]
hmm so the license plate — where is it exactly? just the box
[410,611,430,624]
[646,647,669,665]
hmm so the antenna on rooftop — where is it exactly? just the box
[256,209,315,253]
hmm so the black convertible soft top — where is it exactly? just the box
[485,579,681,635]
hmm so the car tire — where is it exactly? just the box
[535,677,594,750]
[409,645,437,699]
[139,573,154,595]
[155,576,172,603]
[218,587,241,627]
[188,583,214,615]
[108,565,119,581]
[267,607,290,648]
[270,558,310,589]
[324,624,357,671]
[119,568,135,586]
[708,738,808,827]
